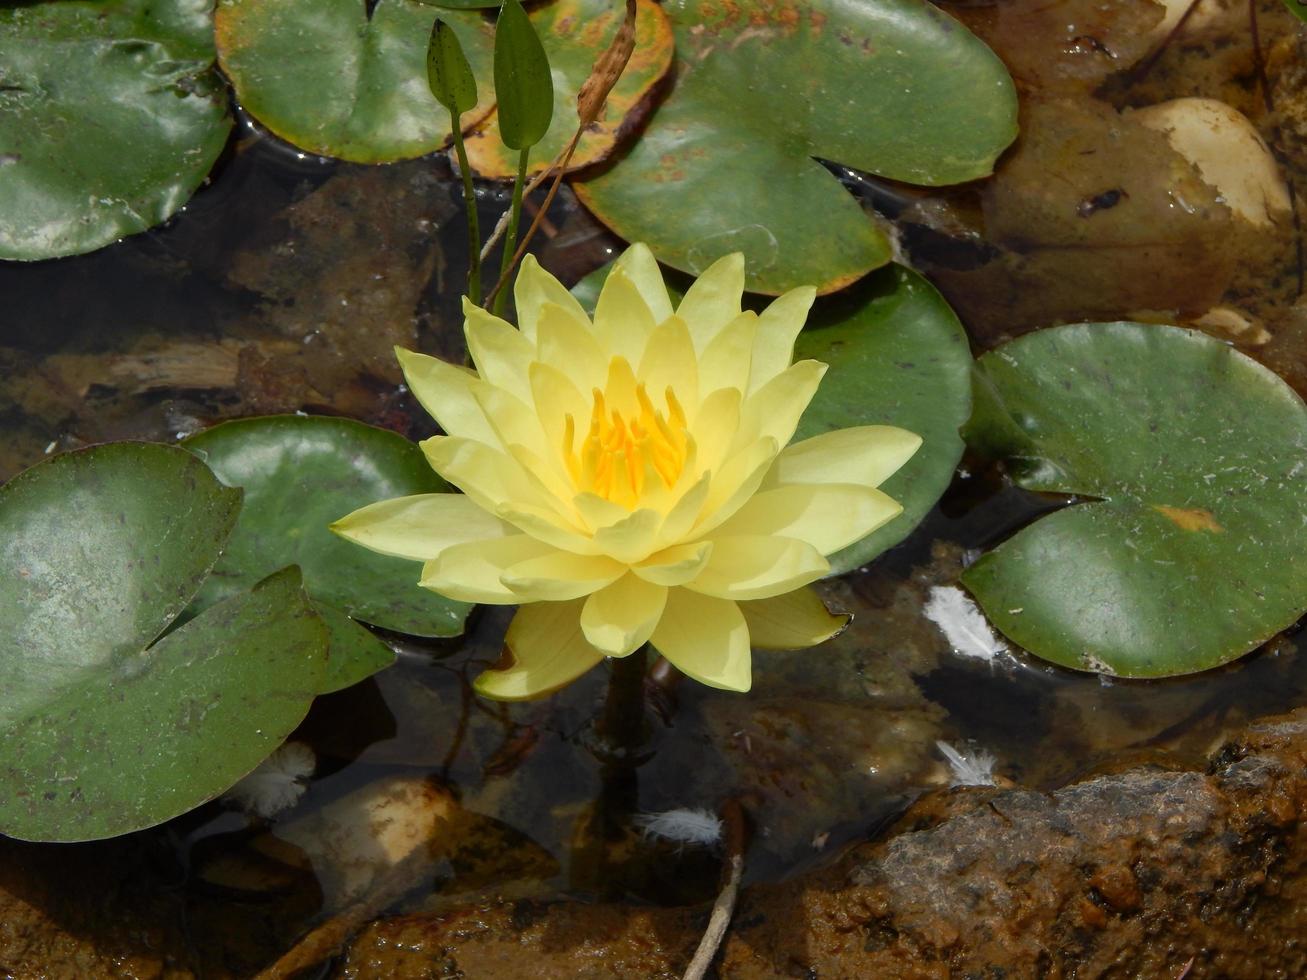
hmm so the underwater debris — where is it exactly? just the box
[935,741,998,788]
[633,808,723,849]
[924,585,1009,662]
[222,741,316,819]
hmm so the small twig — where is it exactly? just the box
[1129,0,1202,83]
[682,800,747,980]
[253,847,433,979]
[479,168,552,264]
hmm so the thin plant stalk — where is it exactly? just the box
[493,146,531,316]
[449,124,481,302]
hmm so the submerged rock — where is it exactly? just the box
[336,706,1307,979]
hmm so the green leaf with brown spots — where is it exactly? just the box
[0,0,232,260]
[0,443,329,842]
[215,0,494,163]
[573,0,1017,295]
[465,0,674,177]
[962,323,1307,678]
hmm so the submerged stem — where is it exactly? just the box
[492,146,530,316]
[449,125,481,302]
[598,647,649,756]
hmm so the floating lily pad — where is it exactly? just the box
[0,443,329,842]
[185,416,472,685]
[574,0,1017,294]
[572,261,970,574]
[963,323,1307,678]
[465,0,674,177]
[795,265,972,573]
[0,0,232,260]
[215,0,494,163]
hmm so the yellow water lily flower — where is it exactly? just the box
[333,245,920,698]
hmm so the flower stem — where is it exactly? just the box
[491,146,530,316]
[448,124,480,303]
[597,647,649,758]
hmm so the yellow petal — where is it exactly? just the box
[574,491,630,532]
[536,302,608,395]
[502,444,578,517]
[513,254,590,342]
[714,483,903,556]
[637,315,698,413]
[470,381,545,457]
[633,540,713,586]
[475,599,603,700]
[738,586,849,650]
[677,252,745,351]
[693,436,780,536]
[684,535,829,600]
[501,551,625,601]
[331,493,510,561]
[650,588,751,692]
[748,286,815,395]
[602,354,639,419]
[463,298,534,392]
[685,387,741,476]
[395,347,498,448]
[698,311,757,396]
[655,471,712,546]
[530,361,590,470]
[764,425,922,490]
[496,502,599,555]
[420,535,556,603]
[613,242,674,323]
[735,359,827,454]
[422,436,571,523]
[592,507,661,564]
[581,573,668,655]
[594,266,656,366]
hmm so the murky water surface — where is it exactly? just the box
[3,3,1307,972]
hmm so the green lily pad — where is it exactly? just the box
[572,261,970,574]
[962,323,1307,678]
[184,416,471,661]
[0,0,232,260]
[0,443,329,842]
[573,0,1017,295]
[795,265,972,574]
[465,0,674,177]
[215,0,494,163]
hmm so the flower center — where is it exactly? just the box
[562,383,689,508]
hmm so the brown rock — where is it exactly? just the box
[337,707,1307,979]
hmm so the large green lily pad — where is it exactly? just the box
[572,261,970,574]
[0,0,232,260]
[215,0,494,163]
[0,443,329,842]
[574,0,1017,295]
[185,417,472,688]
[464,0,674,177]
[795,265,972,574]
[963,323,1307,678]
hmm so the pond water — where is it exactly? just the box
[3,1,1307,974]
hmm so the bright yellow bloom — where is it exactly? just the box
[333,245,920,698]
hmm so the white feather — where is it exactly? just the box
[924,585,1008,662]
[936,741,997,787]
[633,808,723,849]
[222,741,316,819]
